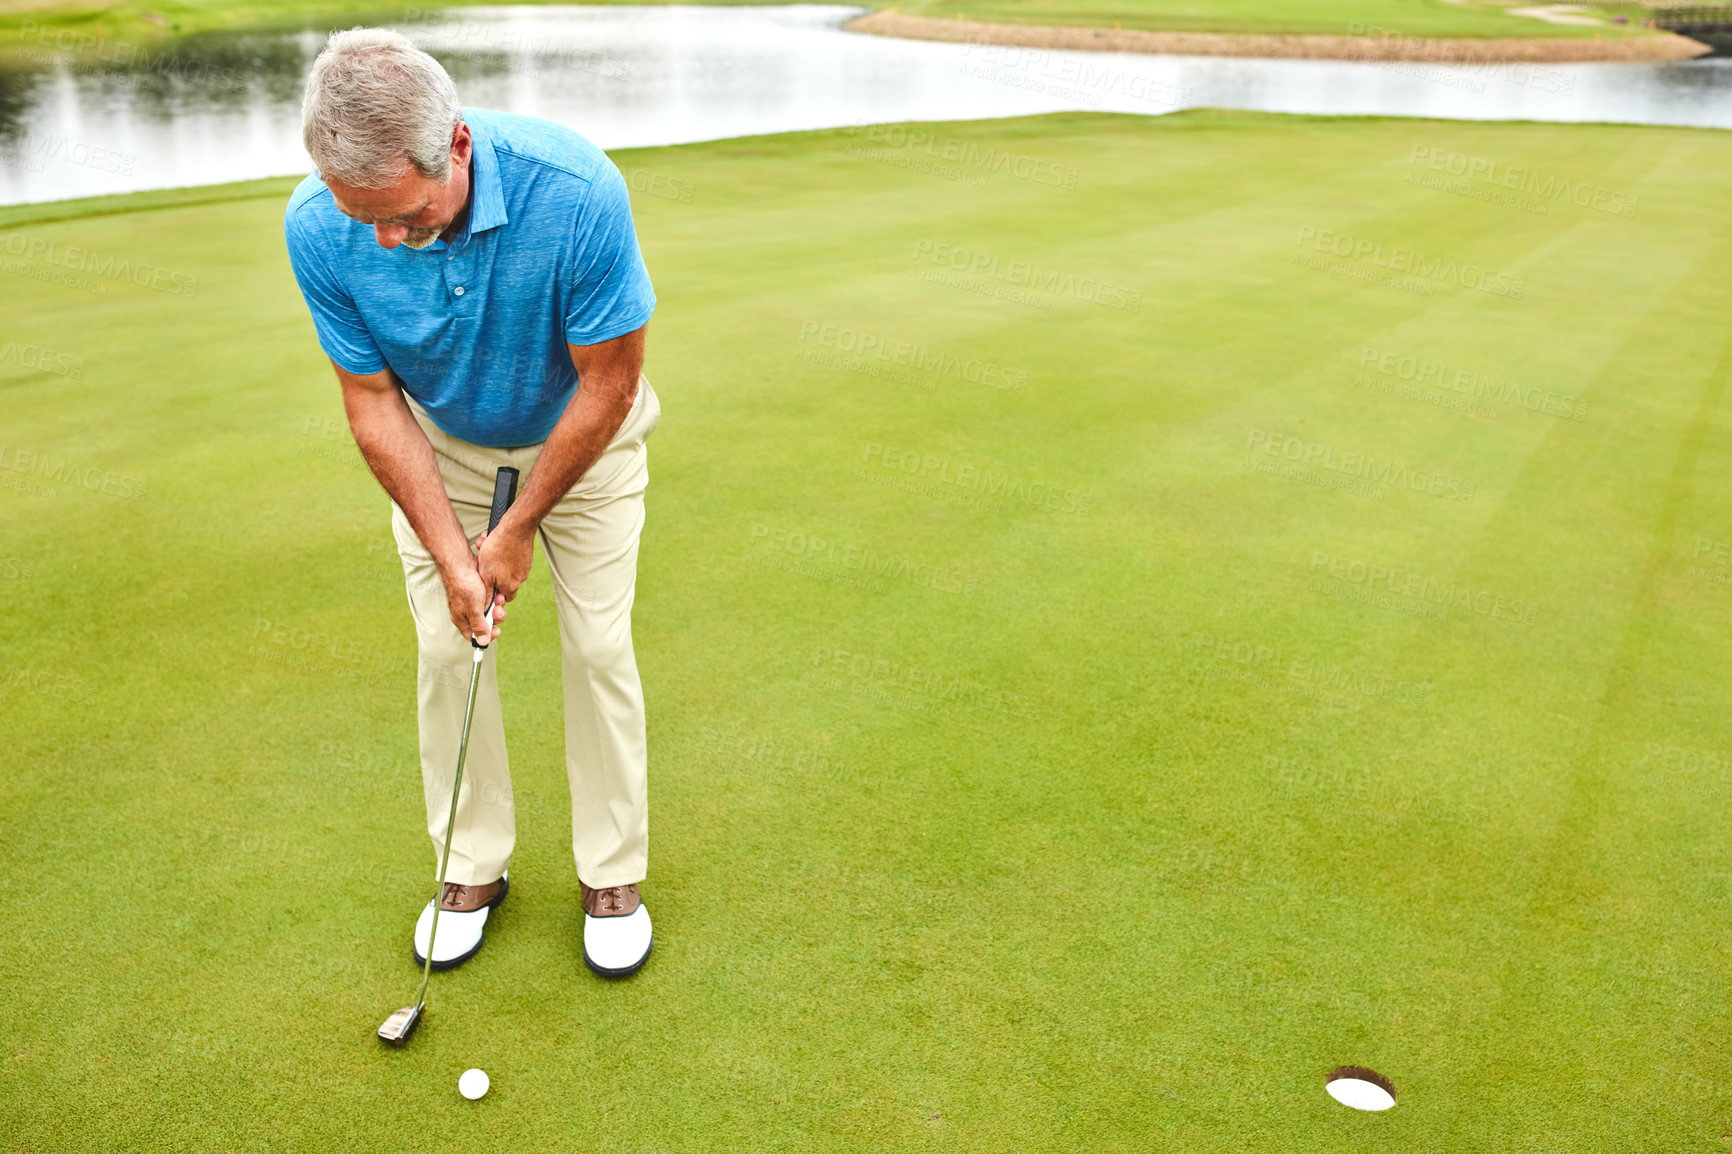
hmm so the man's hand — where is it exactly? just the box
[333,360,505,644]
[330,322,645,645]
[491,326,647,552]
[443,554,506,644]
[477,520,534,606]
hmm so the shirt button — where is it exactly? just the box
[454,286,465,296]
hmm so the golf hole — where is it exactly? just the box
[1325,1067,1396,1112]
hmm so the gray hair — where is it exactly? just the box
[302,27,461,189]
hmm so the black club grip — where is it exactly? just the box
[487,467,519,533]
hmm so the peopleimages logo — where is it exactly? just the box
[0,230,198,297]
[1247,428,1475,501]
[798,321,1028,392]
[843,125,1080,189]
[1310,551,1539,625]
[1344,22,1575,95]
[2,131,134,176]
[1188,632,1431,707]
[910,239,1141,312]
[0,445,147,499]
[863,442,1091,515]
[1359,347,1586,421]
[399,10,633,79]
[1294,226,1524,299]
[0,337,84,379]
[622,167,695,204]
[1405,145,1638,219]
[958,42,1192,110]
[15,20,250,92]
[811,644,1032,718]
[1688,536,1732,588]
[750,523,981,596]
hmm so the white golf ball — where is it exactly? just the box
[458,1068,490,1100]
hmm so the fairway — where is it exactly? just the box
[4,108,1732,1149]
[0,0,1663,53]
[882,0,1649,38]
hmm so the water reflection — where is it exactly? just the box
[3,4,1730,207]
[0,17,588,141]
[1,29,302,128]
[0,64,41,145]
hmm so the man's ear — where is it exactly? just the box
[450,121,472,168]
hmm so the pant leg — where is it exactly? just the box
[393,403,521,886]
[536,376,661,888]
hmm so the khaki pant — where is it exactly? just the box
[391,378,660,889]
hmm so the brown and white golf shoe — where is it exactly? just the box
[412,872,508,970]
[579,881,652,978]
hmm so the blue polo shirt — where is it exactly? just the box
[284,107,656,447]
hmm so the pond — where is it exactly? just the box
[3,3,1730,206]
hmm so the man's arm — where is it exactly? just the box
[476,323,647,600]
[334,362,503,643]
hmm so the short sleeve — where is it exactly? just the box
[285,207,388,375]
[562,164,657,347]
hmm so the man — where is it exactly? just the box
[285,28,659,978]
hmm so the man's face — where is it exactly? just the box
[325,122,472,250]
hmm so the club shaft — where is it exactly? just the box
[414,639,486,1010]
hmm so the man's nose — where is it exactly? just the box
[374,223,408,248]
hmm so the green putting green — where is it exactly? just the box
[879,0,1650,38]
[2,109,1730,1150]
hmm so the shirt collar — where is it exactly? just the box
[457,112,508,241]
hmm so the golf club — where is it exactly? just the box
[379,465,520,1046]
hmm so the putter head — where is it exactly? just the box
[378,1003,423,1047]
